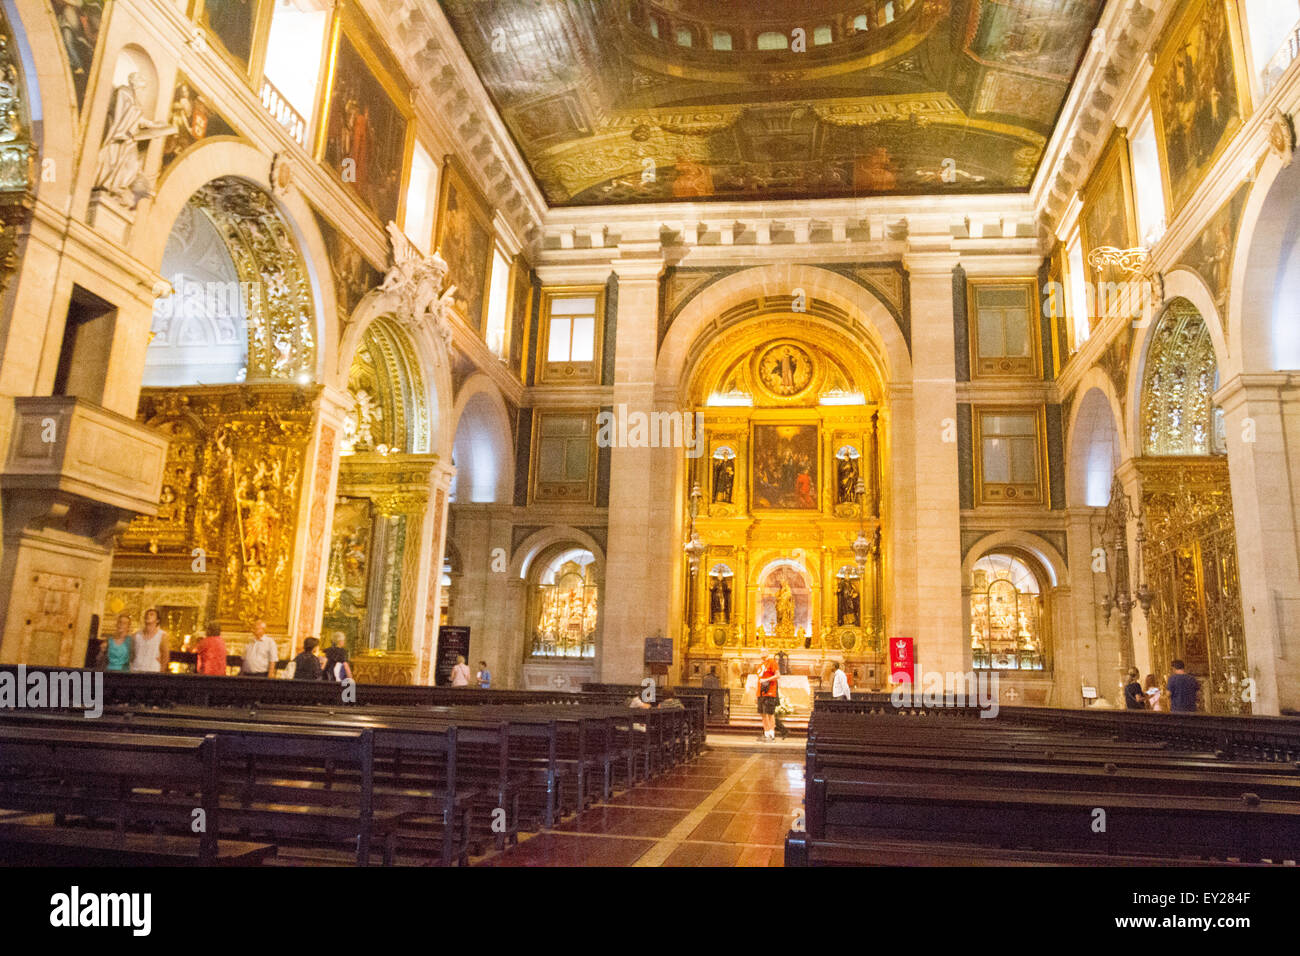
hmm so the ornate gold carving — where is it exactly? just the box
[121,385,317,628]
[1137,458,1248,714]
[191,179,316,382]
[1139,300,1222,456]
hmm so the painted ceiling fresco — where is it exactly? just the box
[438,0,1106,205]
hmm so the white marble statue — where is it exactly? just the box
[93,73,174,209]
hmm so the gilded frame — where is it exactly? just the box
[971,405,1047,507]
[528,407,598,506]
[434,154,495,332]
[748,419,821,513]
[191,0,273,79]
[1148,0,1253,216]
[536,285,606,385]
[966,276,1042,380]
[1079,127,1139,285]
[315,2,414,227]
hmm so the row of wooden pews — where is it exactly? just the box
[788,702,1300,866]
[0,668,704,866]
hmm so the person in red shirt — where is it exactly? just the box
[195,621,228,676]
[756,651,780,741]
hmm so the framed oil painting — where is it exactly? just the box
[1150,0,1252,215]
[435,156,494,331]
[194,0,264,73]
[1079,129,1138,289]
[320,15,411,226]
[751,424,818,511]
[50,0,106,108]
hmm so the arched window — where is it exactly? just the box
[530,548,599,659]
[712,31,732,50]
[853,13,869,32]
[970,553,1046,670]
[757,31,788,50]
[675,27,693,47]
[813,25,833,45]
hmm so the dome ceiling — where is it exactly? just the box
[437,0,1106,206]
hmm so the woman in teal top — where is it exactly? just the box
[100,612,134,672]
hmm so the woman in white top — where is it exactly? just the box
[130,607,170,673]
[831,661,852,700]
[450,654,472,686]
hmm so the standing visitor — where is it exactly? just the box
[476,661,491,689]
[1166,659,1200,713]
[756,651,779,741]
[98,613,134,672]
[240,619,279,677]
[450,655,472,686]
[323,632,352,682]
[195,621,228,676]
[130,608,170,673]
[1123,667,1146,709]
[831,661,852,701]
[1144,674,1163,712]
[292,637,323,680]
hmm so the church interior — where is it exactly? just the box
[0,0,1299,875]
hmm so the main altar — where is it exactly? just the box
[679,323,888,694]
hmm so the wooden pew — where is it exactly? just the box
[0,725,273,866]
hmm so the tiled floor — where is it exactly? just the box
[476,741,803,867]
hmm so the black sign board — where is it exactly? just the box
[644,637,673,664]
[435,626,472,686]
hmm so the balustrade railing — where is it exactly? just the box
[260,78,308,150]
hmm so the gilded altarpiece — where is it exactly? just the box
[1135,300,1246,713]
[109,386,317,636]
[685,328,885,686]
[1138,459,1248,714]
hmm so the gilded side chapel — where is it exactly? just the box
[0,0,1298,716]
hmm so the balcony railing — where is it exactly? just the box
[260,78,309,150]
[1262,20,1300,96]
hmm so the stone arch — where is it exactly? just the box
[449,374,514,504]
[1066,373,1124,508]
[961,530,1066,590]
[510,525,605,581]
[139,140,338,384]
[341,289,453,465]
[656,263,912,393]
[9,0,80,212]
[1228,152,1300,373]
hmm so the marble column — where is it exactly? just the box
[901,253,965,678]
[1216,373,1300,714]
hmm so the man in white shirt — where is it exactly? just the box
[240,620,280,677]
[831,661,852,700]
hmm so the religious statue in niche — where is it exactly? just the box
[711,447,735,503]
[758,343,813,397]
[836,446,861,505]
[837,575,860,627]
[708,572,732,624]
[93,73,174,209]
[775,581,795,638]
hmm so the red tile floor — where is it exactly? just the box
[476,741,804,867]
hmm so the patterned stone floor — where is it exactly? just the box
[475,740,803,867]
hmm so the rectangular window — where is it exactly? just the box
[262,0,331,141]
[532,411,595,503]
[970,280,1036,377]
[538,288,604,383]
[403,140,438,256]
[1066,234,1090,351]
[977,409,1042,504]
[1242,0,1300,94]
[484,247,511,359]
[1130,111,1167,246]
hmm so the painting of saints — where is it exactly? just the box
[751,425,818,510]
[51,0,105,106]
[1153,0,1244,212]
[712,452,735,503]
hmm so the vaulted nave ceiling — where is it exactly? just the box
[437,0,1106,206]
